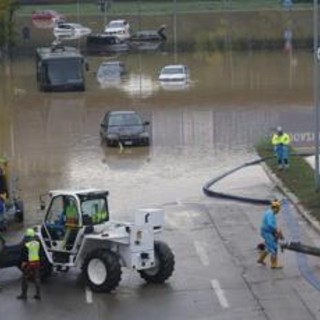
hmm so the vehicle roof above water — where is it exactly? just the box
[36,45,83,60]
[101,60,124,66]
[107,110,138,115]
[161,64,187,70]
[107,19,128,25]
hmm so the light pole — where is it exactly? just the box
[173,0,177,63]
[314,0,320,190]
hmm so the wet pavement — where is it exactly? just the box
[2,160,320,320]
[1,9,320,319]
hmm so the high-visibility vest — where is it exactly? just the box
[271,132,290,146]
[66,204,77,227]
[92,210,107,224]
[25,240,40,262]
[101,210,107,221]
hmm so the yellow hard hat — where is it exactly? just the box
[25,228,35,238]
[271,199,281,210]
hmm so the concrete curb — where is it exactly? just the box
[261,162,320,235]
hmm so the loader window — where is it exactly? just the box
[45,196,65,240]
[81,198,108,225]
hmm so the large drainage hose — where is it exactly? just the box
[281,199,320,291]
[202,155,320,291]
[203,152,314,205]
[202,157,272,205]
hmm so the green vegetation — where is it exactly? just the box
[16,0,312,16]
[256,139,320,222]
[0,0,19,50]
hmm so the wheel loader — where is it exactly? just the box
[0,189,175,293]
[0,156,24,231]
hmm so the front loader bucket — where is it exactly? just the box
[281,241,320,257]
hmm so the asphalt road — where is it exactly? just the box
[2,164,320,320]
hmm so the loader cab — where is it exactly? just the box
[42,195,80,251]
[41,190,109,253]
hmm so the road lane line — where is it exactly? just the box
[211,279,229,308]
[194,241,210,266]
[86,287,93,304]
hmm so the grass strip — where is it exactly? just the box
[255,139,320,222]
[17,1,312,16]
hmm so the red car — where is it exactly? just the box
[32,10,64,22]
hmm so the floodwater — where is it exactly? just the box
[0,11,316,224]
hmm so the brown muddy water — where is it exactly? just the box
[0,11,316,224]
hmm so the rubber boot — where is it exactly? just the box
[16,293,27,300]
[33,294,41,300]
[257,251,268,266]
[270,255,283,269]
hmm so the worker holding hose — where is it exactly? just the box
[257,199,284,269]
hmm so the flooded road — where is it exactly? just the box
[2,10,320,320]
[0,11,316,223]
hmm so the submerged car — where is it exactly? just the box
[53,22,92,38]
[130,25,166,42]
[104,19,130,40]
[158,64,189,83]
[86,34,129,55]
[129,25,167,52]
[100,111,150,147]
[32,10,64,22]
[97,61,127,87]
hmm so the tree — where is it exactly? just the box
[0,0,19,54]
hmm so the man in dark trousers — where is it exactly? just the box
[17,228,41,300]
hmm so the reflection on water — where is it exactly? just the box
[101,146,151,171]
[158,80,191,91]
[118,73,159,98]
[0,11,316,222]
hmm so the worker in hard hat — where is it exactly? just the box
[257,199,284,269]
[271,126,291,170]
[62,197,79,249]
[0,194,5,232]
[17,228,41,300]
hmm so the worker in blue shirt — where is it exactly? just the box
[257,199,284,269]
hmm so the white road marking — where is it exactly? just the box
[194,241,210,266]
[85,287,93,304]
[211,279,229,308]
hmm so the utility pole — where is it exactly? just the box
[314,0,320,190]
[173,0,177,63]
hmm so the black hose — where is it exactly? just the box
[202,152,314,206]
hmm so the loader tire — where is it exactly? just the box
[139,240,175,283]
[82,249,122,293]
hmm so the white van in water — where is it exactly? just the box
[104,19,130,40]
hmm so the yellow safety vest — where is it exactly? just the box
[92,210,107,224]
[25,240,40,262]
[66,205,77,227]
[271,133,290,146]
